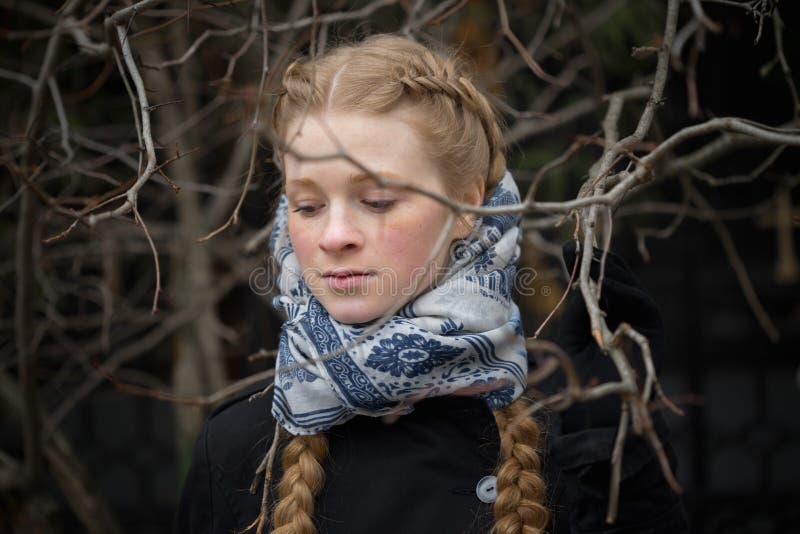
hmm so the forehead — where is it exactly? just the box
[283,111,442,188]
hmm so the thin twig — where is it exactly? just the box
[47,76,74,161]
[531,234,581,339]
[425,0,468,27]
[132,201,161,314]
[0,68,36,87]
[606,403,629,523]
[772,9,800,118]
[685,181,780,342]
[157,26,248,68]
[254,422,281,534]
[197,0,269,242]
[689,0,722,33]
[95,365,274,405]
[213,5,259,88]
[82,25,160,228]
[496,0,559,84]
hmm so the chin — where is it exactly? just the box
[328,308,382,325]
[320,298,386,325]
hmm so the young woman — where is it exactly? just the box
[176,35,688,534]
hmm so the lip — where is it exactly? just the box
[323,268,370,277]
[322,270,374,292]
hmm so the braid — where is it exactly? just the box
[398,73,506,190]
[270,433,329,534]
[492,397,549,534]
[455,77,507,191]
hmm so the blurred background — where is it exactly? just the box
[1,1,799,533]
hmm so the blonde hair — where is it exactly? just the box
[271,34,507,198]
[270,433,329,534]
[492,398,549,534]
[269,34,547,534]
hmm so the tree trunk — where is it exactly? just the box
[143,28,228,476]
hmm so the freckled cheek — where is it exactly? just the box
[379,231,415,257]
[287,224,316,268]
[377,221,441,271]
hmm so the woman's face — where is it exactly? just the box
[283,110,469,324]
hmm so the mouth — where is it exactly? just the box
[322,270,374,291]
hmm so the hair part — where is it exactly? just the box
[271,34,506,200]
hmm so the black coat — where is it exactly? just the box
[175,245,690,534]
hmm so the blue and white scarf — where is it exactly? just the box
[268,171,529,435]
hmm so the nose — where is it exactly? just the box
[318,206,364,254]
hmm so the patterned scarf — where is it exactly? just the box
[268,171,528,435]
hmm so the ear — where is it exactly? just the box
[454,174,485,239]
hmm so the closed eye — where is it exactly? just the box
[292,204,321,215]
[363,199,395,211]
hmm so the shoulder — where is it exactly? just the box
[205,377,276,449]
[204,379,276,527]
[176,378,276,534]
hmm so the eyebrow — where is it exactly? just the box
[287,171,404,188]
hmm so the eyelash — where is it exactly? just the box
[292,205,317,214]
[363,199,395,211]
[291,199,395,215]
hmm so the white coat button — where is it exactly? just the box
[476,475,497,503]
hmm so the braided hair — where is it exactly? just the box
[492,398,549,534]
[271,434,329,534]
